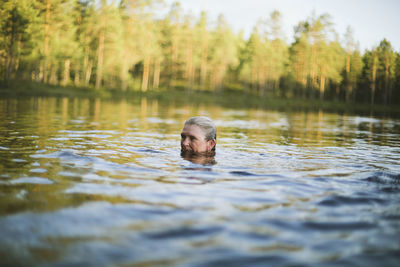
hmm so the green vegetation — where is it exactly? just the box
[0,0,399,107]
[1,80,398,117]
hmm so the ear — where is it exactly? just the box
[207,139,216,152]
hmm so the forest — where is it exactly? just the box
[1,0,399,105]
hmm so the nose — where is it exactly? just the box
[182,137,190,149]
[182,137,190,148]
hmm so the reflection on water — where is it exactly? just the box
[181,151,216,166]
[0,97,400,266]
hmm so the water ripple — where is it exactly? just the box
[1,98,400,266]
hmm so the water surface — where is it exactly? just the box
[1,97,400,266]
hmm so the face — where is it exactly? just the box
[181,124,215,154]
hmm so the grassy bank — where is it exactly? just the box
[1,80,399,117]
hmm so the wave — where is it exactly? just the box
[362,171,400,184]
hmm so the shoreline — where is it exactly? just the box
[1,81,399,118]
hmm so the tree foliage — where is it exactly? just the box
[0,0,399,105]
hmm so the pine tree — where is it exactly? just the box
[377,39,396,104]
[393,52,400,104]
[361,48,379,104]
[290,28,311,97]
[267,10,288,96]
[0,0,37,82]
[194,11,209,90]
[241,26,263,94]
[208,14,238,92]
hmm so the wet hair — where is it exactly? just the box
[184,116,217,141]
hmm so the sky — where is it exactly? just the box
[163,0,400,52]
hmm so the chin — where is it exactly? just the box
[181,149,196,155]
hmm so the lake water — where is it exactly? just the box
[0,96,399,266]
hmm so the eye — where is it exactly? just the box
[181,134,185,139]
[190,136,195,141]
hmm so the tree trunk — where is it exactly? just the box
[74,65,80,86]
[251,65,256,92]
[62,59,70,86]
[384,59,389,105]
[200,38,208,90]
[43,0,51,83]
[371,53,377,105]
[345,85,353,103]
[5,43,14,82]
[5,6,18,82]
[141,55,150,92]
[259,67,265,97]
[85,60,92,86]
[216,65,225,92]
[83,36,90,86]
[319,71,325,101]
[49,64,58,85]
[336,84,341,101]
[96,16,105,89]
[121,57,128,91]
[185,36,193,91]
[345,52,351,102]
[153,57,160,90]
[310,44,317,96]
[170,35,178,87]
[388,66,393,105]
[38,65,44,82]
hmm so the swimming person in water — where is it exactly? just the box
[181,116,216,165]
